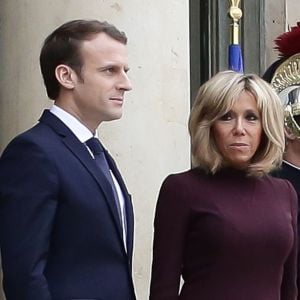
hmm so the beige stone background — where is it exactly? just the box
[0,1,299,299]
[265,0,299,67]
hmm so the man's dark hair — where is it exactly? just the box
[40,19,127,100]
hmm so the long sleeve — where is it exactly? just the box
[149,174,190,300]
[0,136,58,300]
[280,180,298,300]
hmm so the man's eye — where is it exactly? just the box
[219,112,232,121]
[105,68,115,73]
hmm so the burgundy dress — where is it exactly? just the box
[149,168,297,300]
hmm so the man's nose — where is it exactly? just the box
[118,72,132,91]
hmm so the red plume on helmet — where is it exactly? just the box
[274,22,300,58]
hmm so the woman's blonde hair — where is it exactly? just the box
[188,70,285,177]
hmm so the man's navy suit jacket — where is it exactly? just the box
[0,110,136,300]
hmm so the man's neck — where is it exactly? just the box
[54,99,98,134]
[283,146,300,168]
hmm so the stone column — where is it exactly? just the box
[264,0,286,67]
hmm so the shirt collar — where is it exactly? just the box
[50,104,95,143]
[283,160,300,170]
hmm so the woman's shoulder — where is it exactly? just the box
[263,174,295,190]
[263,175,297,204]
[162,168,208,185]
[157,168,211,211]
[158,168,211,200]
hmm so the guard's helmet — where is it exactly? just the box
[263,23,300,137]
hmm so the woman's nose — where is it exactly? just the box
[233,119,246,135]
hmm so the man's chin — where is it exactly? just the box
[103,112,123,122]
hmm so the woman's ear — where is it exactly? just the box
[55,64,76,90]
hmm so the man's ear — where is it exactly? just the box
[55,64,76,90]
[284,126,297,141]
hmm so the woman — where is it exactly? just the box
[149,71,297,300]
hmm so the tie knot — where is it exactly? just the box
[86,137,104,155]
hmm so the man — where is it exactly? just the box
[263,22,300,299]
[272,112,300,216]
[0,19,135,300]
[263,22,300,202]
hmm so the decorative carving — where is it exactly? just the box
[229,0,242,21]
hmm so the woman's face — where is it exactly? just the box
[212,91,263,169]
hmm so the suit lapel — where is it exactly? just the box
[39,110,127,251]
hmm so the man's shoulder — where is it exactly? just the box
[2,109,76,152]
[4,121,54,149]
[0,116,66,163]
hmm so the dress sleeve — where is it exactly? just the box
[0,136,58,300]
[149,174,190,300]
[280,180,298,300]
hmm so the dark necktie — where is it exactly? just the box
[86,137,123,226]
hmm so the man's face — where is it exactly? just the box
[70,32,132,130]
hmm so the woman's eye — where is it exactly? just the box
[219,112,232,121]
[246,113,259,121]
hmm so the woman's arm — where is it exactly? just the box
[280,180,298,300]
[149,174,190,300]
